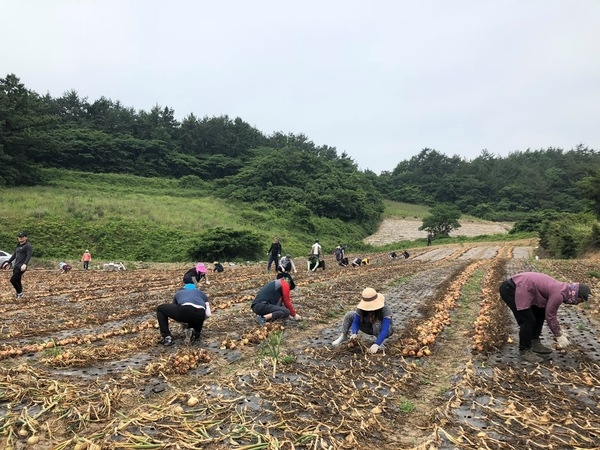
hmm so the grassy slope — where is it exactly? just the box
[0,170,371,264]
[0,169,531,265]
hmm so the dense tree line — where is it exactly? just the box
[2,73,600,229]
[0,74,383,230]
[377,147,600,221]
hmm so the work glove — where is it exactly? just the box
[292,314,302,321]
[20,264,27,272]
[278,254,281,258]
[556,334,570,349]
[349,334,358,341]
[205,303,212,317]
[368,344,379,354]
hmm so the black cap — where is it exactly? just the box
[18,231,27,237]
[276,272,296,290]
[578,283,591,302]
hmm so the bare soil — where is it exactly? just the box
[1,222,599,449]
[363,218,514,245]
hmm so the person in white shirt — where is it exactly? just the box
[310,240,322,259]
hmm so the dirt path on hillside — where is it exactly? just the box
[364,218,514,246]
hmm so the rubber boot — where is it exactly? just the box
[520,349,543,363]
[531,338,552,354]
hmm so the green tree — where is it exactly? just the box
[189,228,263,261]
[0,74,57,185]
[577,170,600,218]
[419,205,462,238]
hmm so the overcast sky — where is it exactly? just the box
[2,1,599,174]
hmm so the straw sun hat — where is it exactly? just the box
[357,287,385,311]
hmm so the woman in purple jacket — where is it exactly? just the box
[499,272,591,363]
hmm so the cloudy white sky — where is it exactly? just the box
[2,0,599,174]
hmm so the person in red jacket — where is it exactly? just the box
[499,271,591,363]
[251,272,302,325]
[81,250,92,270]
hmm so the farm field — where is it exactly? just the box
[1,242,600,449]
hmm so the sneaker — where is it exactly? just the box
[190,331,200,344]
[255,315,267,326]
[531,339,552,354]
[520,349,543,363]
[16,293,23,299]
[159,336,173,346]
[332,334,348,346]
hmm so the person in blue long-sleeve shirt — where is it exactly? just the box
[331,287,393,353]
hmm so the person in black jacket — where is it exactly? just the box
[4,231,33,299]
[183,262,210,286]
[266,237,282,272]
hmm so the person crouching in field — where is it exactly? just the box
[278,255,297,273]
[498,272,591,363]
[307,255,325,271]
[183,262,210,286]
[251,272,302,326]
[332,287,393,354]
[213,261,224,273]
[59,262,72,273]
[351,257,370,267]
[156,283,212,346]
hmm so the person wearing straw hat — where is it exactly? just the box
[499,272,592,363]
[331,287,393,354]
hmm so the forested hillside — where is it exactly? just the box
[2,73,600,260]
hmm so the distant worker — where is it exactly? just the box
[351,257,370,267]
[278,255,297,273]
[334,245,345,264]
[266,237,282,272]
[59,262,72,273]
[183,262,210,286]
[213,261,224,273]
[3,231,33,299]
[81,250,92,270]
[310,240,322,260]
[308,255,325,271]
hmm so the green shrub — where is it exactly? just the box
[188,228,263,261]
